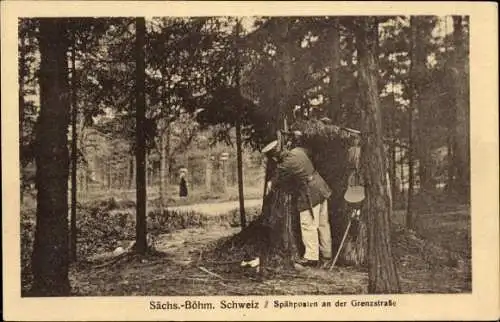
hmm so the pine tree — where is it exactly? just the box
[31,18,71,296]
[355,16,400,293]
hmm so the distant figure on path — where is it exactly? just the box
[179,171,188,198]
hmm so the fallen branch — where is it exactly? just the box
[150,276,211,283]
[198,266,225,280]
[93,251,132,269]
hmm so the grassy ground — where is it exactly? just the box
[67,202,471,296]
[21,185,471,296]
[77,184,264,208]
[70,226,369,296]
[21,182,264,213]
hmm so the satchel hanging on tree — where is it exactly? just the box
[344,142,365,204]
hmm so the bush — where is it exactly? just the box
[227,207,261,227]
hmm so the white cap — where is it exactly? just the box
[262,140,278,154]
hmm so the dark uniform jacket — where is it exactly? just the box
[270,147,332,212]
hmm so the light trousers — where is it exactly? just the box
[299,199,332,261]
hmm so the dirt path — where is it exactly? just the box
[70,205,471,296]
[71,225,367,296]
[167,199,262,215]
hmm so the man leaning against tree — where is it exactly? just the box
[262,132,333,267]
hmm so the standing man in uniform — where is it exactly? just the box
[262,134,333,267]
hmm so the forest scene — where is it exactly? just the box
[19,15,471,297]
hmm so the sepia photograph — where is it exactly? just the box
[2,1,498,321]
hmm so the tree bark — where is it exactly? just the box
[327,25,365,265]
[234,19,246,228]
[389,112,398,201]
[159,128,165,209]
[412,16,434,194]
[407,110,415,227]
[235,120,246,228]
[146,152,150,188]
[70,41,78,262]
[135,17,148,254]
[355,17,400,294]
[451,16,470,199]
[31,18,71,296]
[279,17,293,119]
[128,153,134,189]
[165,123,171,187]
[158,122,170,207]
[406,17,417,229]
[329,17,342,120]
[254,18,303,271]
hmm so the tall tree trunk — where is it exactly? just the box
[277,18,298,261]
[235,120,246,228]
[146,152,150,188]
[400,146,406,195]
[31,18,71,296]
[165,124,171,187]
[407,113,415,227]
[330,26,365,265]
[329,17,342,120]
[255,18,302,271]
[234,19,246,228]
[128,153,134,189]
[413,17,433,194]
[127,155,134,189]
[135,17,147,254]
[280,17,293,119]
[389,109,398,201]
[159,128,165,209]
[406,17,417,229]
[158,123,170,208]
[355,16,400,294]
[451,16,470,199]
[70,42,78,262]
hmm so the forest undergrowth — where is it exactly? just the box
[22,197,471,296]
